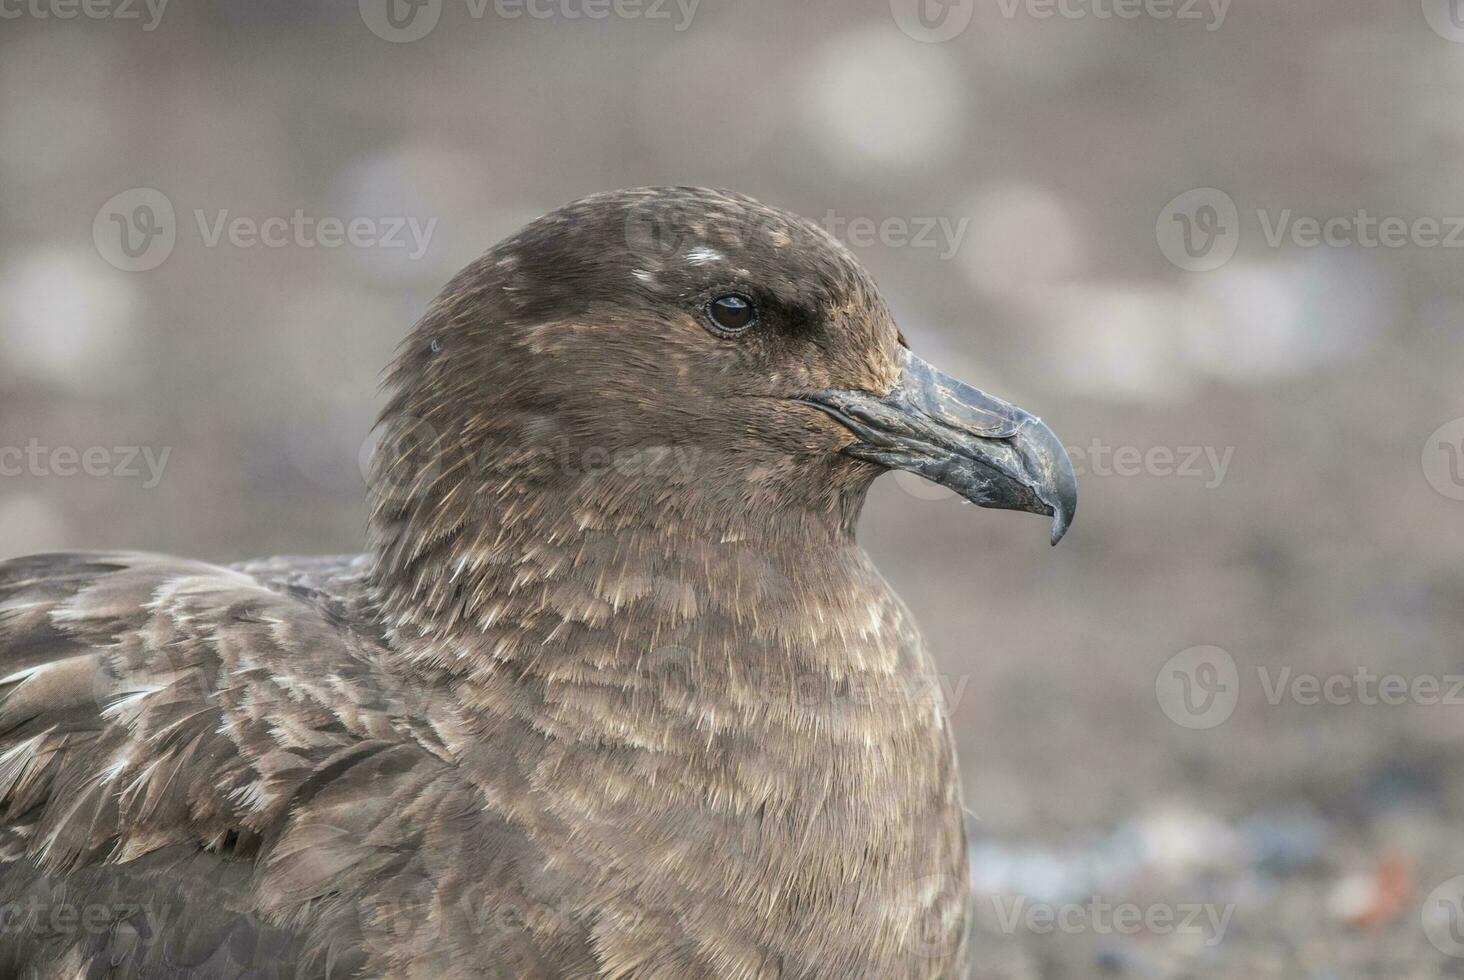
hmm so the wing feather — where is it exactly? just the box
[0,552,451,977]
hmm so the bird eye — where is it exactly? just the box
[705,294,758,335]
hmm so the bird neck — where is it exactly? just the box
[369,465,873,671]
[370,485,952,814]
[361,437,946,725]
[365,452,966,961]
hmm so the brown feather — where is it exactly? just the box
[0,189,971,978]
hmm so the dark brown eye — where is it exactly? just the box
[705,294,757,335]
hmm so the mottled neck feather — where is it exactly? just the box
[365,401,879,673]
[361,416,953,838]
[359,345,968,975]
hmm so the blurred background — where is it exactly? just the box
[2,0,1463,975]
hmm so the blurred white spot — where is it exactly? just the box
[1328,870,1380,922]
[1183,254,1388,383]
[1032,283,1205,402]
[801,28,965,174]
[969,844,1087,904]
[0,249,143,395]
[962,183,1087,300]
[1035,252,1387,401]
[686,247,723,266]
[1136,806,1239,874]
[969,833,1142,904]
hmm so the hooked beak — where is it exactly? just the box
[799,347,1077,545]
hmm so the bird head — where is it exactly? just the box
[372,187,1075,549]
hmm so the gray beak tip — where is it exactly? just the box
[1041,438,1078,546]
[1050,507,1073,547]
